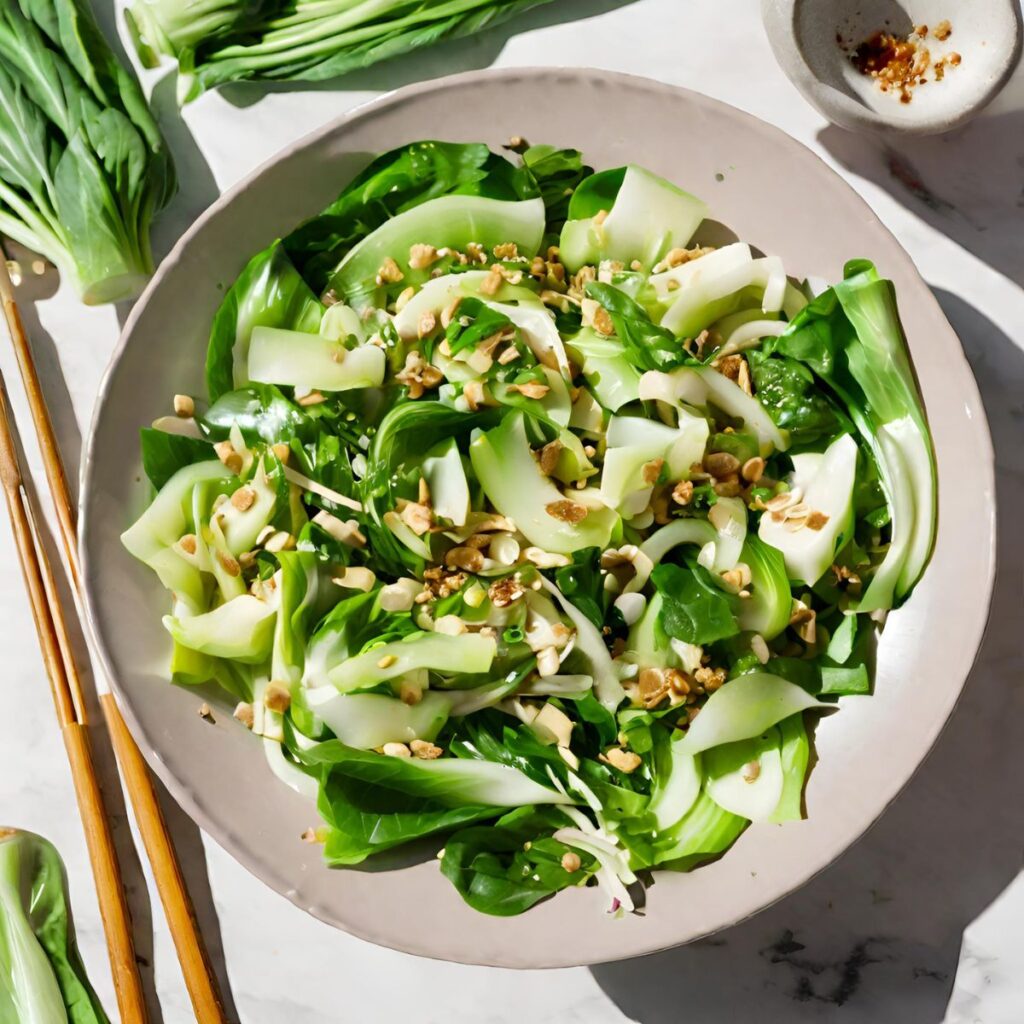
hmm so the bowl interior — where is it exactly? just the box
[80,68,995,967]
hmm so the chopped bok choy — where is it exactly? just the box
[122,140,936,919]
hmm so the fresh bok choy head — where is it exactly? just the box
[121,140,936,918]
[0,0,175,304]
[127,0,557,103]
[0,829,109,1023]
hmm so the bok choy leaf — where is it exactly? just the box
[0,0,174,303]
[0,829,108,1023]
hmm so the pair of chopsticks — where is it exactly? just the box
[0,256,227,1023]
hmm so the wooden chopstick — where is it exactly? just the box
[0,370,149,1022]
[0,256,228,1024]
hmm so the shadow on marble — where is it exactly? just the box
[91,0,221,279]
[40,506,241,1021]
[11,469,166,1022]
[1,264,84,504]
[818,105,1024,287]
[146,75,222,268]
[3,298,238,1017]
[591,290,1024,1023]
[217,0,642,107]
[146,772,242,1023]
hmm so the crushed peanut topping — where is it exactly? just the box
[545,500,589,524]
[560,851,582,873]
[602,747,641,773]
[376,257,404,284]
[400,500,433,536]
[694,666,727,691]
[805,510,830,531]
[741,456,765,483]
[396,350,443,399]
[422,566,467,600]
[408,243,439,270]
[715,353,742,379]
[488,576,525,608]
[440,296,462,329]
[493,242,519,260]
[445,546,486,573]
[230,486,255,511]
[197,703,215,722]
[642,458,664,486]
[637,667,671,708]
[478,266,504,296]
[510,380,550,400]
[410,739,443,760]
[173,393,194,418]
[394,285,416,312]
[417,310,437,339]
[737,358,753,396]
[264,682,291,714]
[671,480,694,506]
[214,440,242,475]
[264,531,295,554]
[216,550,241,577]
[592,305,615,336]
[178,533,198,555]
[233,702,254,729]
[789,599,817,644]
[538,439,564,476]
[654,245,715,273]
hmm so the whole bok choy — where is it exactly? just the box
[126,0,555,102]
[0,828,108,1023]
[0,0,174,304]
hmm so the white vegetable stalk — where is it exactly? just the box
[540,579,624,711]
[283,465,362,512]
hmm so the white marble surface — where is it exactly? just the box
[1,1,1022,1021]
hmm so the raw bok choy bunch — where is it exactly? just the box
[0,0,175,303]
[0,829,108,1023]
[122,139,936,916]
[126,0,555,103]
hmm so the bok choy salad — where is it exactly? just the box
[122,141,936,917]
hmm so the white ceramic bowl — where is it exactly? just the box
[79,68,995,967]
[763,0,1023,135]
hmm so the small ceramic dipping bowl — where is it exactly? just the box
[762,0,1023,135]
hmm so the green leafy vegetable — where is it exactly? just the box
[128,0,556,103]
[748,351,851,448]
[585,281,690,371]
[440,807,593,916]
[206,243,324,400]
[139,427,213,490]
[651,562,739,645]
[0,0,173,304]
[768,260,936,609]
[0,828,109,1023]
[122,142,937,919]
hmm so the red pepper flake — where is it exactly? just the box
[844,21,961,104]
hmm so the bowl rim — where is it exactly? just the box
[78,65,996,966]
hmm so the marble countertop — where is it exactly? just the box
[2,1,1022,1020]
